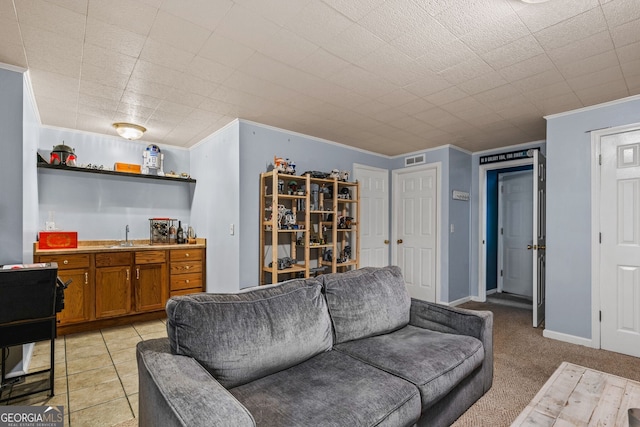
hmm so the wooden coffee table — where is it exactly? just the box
[511,361,640,426]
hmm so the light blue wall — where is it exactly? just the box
[23,74,40,262]
[189,120,240,293]
[545,95,640,340]
[448,148,472,302]
[238,121,389,288]
[0,68,24,264]
[469,141,546,299]
[37,128,191,241]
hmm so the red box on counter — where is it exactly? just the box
[38,231,78,249]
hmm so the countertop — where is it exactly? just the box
[33,238,206,255]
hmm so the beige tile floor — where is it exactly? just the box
[1,319,167,427]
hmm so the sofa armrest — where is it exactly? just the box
[409,299,493,392]
[137,339,255,427]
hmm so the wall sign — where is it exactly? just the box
[479,147,539,165]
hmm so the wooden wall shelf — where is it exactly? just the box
[37,163,196,183]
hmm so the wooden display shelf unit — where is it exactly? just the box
[259,170,359,285]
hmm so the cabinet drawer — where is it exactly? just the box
[170,273,202,291]
[171,248,203,262]
[96,252,131,267]
[37,253,90,269]
[170,261,202,275]
[170,288,202,297]
[135,250,166,264]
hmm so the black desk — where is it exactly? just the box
[0,263,58,402]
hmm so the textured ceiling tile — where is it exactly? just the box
[545,30,614,64]
[414,39,475,73]
[389,16,456,59]
[566,65,624,91]
[512,69,565,92]
[395,97,435,115]
[574,79,629,104]
[164,88,206,109]
[130,60,182,87]
[473,84,523,106]
[534,7,607,51]
[81,63,129,89]
[29,69,79,99]
[403,72,452,97]
[555,50,619,79]
[323,24,385,62]
[610,18,640,47]
[138,39,195,72]
[521,81,574,102]
[296,48,351,79]
[424,86,469,105]
[85,18,146,58]
[198,34,255,69]
[88,0,158,36]
[160,0,232,31]
[234,0,311,27]
[359,0,432,42]
[328,65,396,98]
[461,12,530,54]
[79,80,124,101]
[621,59,640,78]
[15,0,86,40]
[601,0,640,27]
[480,35,545,70]
[171,71,219,97]
[148,10,211,54]
[188,56,235,84]
[434,0,514,37]
[286,1,352,46]
[125,77,173,100]
[531,92,583,115]
[515,0,599,33]
[458,71,508,96]
[82,44,137,76]
[0,0,16,17]
[616,41,640,63]
[45,0,88,15]
[322,0,385,21]
[376,89,420,108]
[216,4,280,49]
[256,28,318,66]
[498,54,556,83]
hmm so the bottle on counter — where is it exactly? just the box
[177,221,185,244]
[169,223,176,243]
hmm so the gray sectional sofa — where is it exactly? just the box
[137,266,493,427]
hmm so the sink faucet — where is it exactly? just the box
[124,224,132,246]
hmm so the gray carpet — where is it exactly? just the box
[116,302,640,427]
[452,301,640,426]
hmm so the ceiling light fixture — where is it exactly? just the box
[112,122,146,140]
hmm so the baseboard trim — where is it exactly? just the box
[543,329,597,349]
[445,296,471,307]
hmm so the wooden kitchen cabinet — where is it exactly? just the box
[170,248,204,296]
[35,253,92,325]
[95,252,132,319]
[134,251,167,312]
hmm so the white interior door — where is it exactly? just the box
[600,129,640,357]
[354,164,389,268]
[393,165,439,303]
[532,150,546,327]
[498,171,534,298]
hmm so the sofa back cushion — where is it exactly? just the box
[166,278,332,388]
[322,266,411,344]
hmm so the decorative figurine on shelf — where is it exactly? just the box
[338,187,351,199]
[341,170,350,182]
[323,249,333,262]
[288,181,297,195]
[286,159,296,174]
[282,210,296,229]
[142,144,164,176]
[274,156,287,173]
[338,216,354,229]
[329,169,340,180]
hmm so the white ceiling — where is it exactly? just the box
[1,0,638,156]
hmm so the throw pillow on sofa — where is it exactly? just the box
[322,265,411,344]
[166,278,333,388]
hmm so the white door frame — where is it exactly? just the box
[392,162,442,304]
[478,158,533,302]
[590,122,640,350]
[353,163,390,267]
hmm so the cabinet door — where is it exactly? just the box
[135,263,167,312]
[95,266,131,318]
[57,267,92,325]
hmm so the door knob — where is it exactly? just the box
[397,239,403,244]
[538,245,546,250]
[384,240,389,244]
[527,245,534,250]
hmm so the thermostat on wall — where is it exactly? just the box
[452,190,470,201]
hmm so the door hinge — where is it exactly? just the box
[500,269,503,277]
[599,232,602,244]
[500,227,503,235]
[599,154,602,165]
[501,185,504,193]
[599,311,602,322]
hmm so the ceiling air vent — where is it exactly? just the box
[404,154,425,167]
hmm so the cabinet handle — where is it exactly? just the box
[384,240,389,244]
[84,272,88,285]
[136,268,140,280]
[185,279,190,284]
[126,269,130,280]
[63,259,69,265]
[185,253,190,257]
[185,265,190,270]
[397,239,403,244]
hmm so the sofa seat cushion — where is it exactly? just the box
[166,278,332,389]
[335,325,484,411]
[322,266,411,344]
[230,350,421,427]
